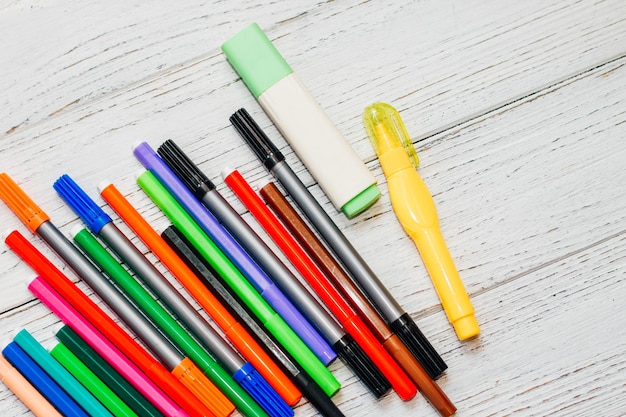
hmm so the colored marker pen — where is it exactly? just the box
[135,169,340,397]
[55,174,289,417]
[13,329,114,417]
[158,139,391,398]
[229,110,447,379]
[363,102,479,341]
[0,354,63,417]
[72,226,281,417]
[2,342,88,417]
[27,277,192,417]
[99,182,301,408]
[222,23,380,218]
[223,168,416,401]
[0,175,217,417]
[259,182,456,416]
[4,230,173,417]
[162,225,345,417]
[50,342,139,417]
[134,142,335,366]
[54,327,163,417]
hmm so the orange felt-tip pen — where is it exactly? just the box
[99,181,301,406]
[0,355,64,417]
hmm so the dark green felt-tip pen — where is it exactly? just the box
[54,326,163,417]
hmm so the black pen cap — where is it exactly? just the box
[230,108,284,170]
[390,313,448,379]
[333,335,391,399]
[157,139,216,199]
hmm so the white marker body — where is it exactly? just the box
[258,73,376,212]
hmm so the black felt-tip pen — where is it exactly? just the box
[162,225,346,417]
[157,139,391,399]
[229,109,447,379]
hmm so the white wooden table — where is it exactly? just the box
[1,1,624,415]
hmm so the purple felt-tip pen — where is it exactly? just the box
[133,142,336,365]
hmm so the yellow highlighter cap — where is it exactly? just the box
[363,103,419,168]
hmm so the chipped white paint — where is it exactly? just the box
[0,0,625,415]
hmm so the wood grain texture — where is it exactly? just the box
[0,0,625,415]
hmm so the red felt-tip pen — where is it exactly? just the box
[222,168,417,401]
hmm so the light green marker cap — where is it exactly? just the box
[221,23,293,98]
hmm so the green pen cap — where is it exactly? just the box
[222,22,293,98]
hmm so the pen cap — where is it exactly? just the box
[233,363,294,417]
[0,173,50,233]
[157,140,217,198]
[53,174,112,234]
[363,103,419,169]
[221,22,293,98]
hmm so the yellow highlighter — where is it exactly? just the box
[363,102,479,340]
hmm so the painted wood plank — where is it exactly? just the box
[2,0,625,155]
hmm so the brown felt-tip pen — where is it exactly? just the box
[259,181,456,417]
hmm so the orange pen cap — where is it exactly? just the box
[172,358,235,417]
[0,173,50,233]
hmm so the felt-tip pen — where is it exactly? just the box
[134,142,335,366]
[4,230,166,417]
[98,181,301,407]
[2,341,88,417]
[55,174,289,417]
[161,225,346,417]
[135,169,340,397]
[157,139,391,399]
[0,352,64,417]
[13,329,114,417]
[259,182,457,416]
[49,341,139,417]
[223,168,416,401]
[0,174,216,417]
[229,109,447,379]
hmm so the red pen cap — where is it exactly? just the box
[0,173,50,233]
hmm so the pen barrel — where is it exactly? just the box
[263,312,341,397]
[261,284,336,365]
[0,355,64,417]
[384,160,479,340]
[342,316,416,401]
[381,335,456,417]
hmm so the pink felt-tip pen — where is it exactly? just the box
[27,276,190,417]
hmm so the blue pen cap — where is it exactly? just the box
[54,174,112,234]
[233,363,294,417]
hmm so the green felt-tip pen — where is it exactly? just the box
[50,342,139,417]
[54,326,163,417]
[136,170,340,396]
[72,227,268,417]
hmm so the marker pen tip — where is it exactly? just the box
[97,180,113,193]
[69,224,85,239]
[220,166,236,181]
